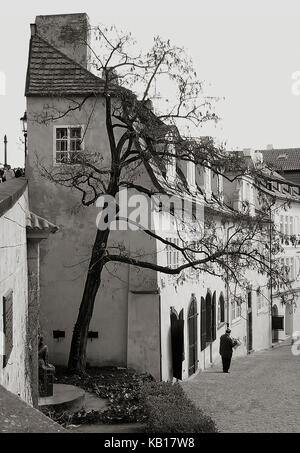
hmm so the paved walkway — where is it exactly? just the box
[0,385,65,433]
[182,342,300,433]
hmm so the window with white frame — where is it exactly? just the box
[166,237,181,269]
[285,216,289,235]
[231,300,235,322]
[55,126,84,164]
[290,257,295,281]
[280,257,285,287]
[231,299,241,321]
[280,215,284,234]
[187,161,196,189]
[290,216,294,236]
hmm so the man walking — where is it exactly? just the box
[219,329,237,373]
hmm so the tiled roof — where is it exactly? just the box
[25,33,105,96]
[260,148,300,171]
[26,211,58,234]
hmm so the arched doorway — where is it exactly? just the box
[170,308,184,380]
[188,296,198,376]
[200,291,216,366]
[205,292,212,343]
[272,305,279,343]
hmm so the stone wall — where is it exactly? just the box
[0,179,32,404]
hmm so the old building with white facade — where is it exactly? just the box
[0,177,57,406]
[24,13,300,383]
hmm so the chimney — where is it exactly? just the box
[30,24,36,36]
[266,144,274,150]
[35,13,90,69]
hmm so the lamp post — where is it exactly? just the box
[20,111,27,167]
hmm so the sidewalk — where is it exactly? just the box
[182,342,300,433]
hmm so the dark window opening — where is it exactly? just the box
[201,291,216,349]
[218,294,225,324]
[3,291,13,367]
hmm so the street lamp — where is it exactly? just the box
[20,111,27,166]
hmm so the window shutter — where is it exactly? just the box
[212,292,216,341]
[201,296,206,351]
[3,291,13,367]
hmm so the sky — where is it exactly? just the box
[2,0,300,166]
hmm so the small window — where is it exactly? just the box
[290,257,295,281]
[285,216,289,235]
[290,216,294,236]
[218,294,225,324]
[2,291,13,367]
[231,300,235,321]
[279,215,284,234]
[166,237,181,269]
[55,126,84,164]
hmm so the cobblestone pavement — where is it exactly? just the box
[182,342,300,433]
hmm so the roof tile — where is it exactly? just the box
[26,34,105,96]
[260,148,300,171]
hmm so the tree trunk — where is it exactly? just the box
[68,227,110,372]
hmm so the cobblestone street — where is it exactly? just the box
[182,342,300,433]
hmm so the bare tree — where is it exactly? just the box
[38,25,293,372]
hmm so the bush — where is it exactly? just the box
[141,381,218,433]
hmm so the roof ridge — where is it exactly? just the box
[32,32,104,84]
[260,147,300,152]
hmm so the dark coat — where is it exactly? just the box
[219,334,236,358]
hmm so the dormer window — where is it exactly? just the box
[54,125,84,164]
[187,160,196,190]
[165,142,176,183]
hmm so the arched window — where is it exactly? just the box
[188,296,198,376]
[170,307,184,380]
[218,294,225,324]
[201,291,216,350]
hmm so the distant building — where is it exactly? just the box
[260,147,300,185]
